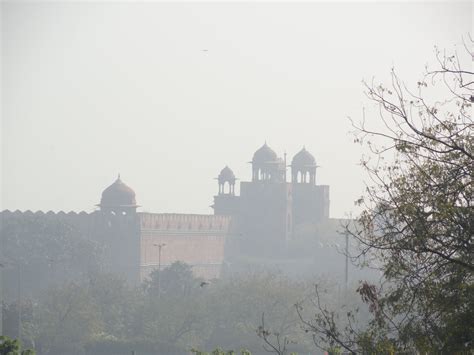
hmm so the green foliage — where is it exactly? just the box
[350,46,474,352]
[301,41,474,353]
[143,261,203,298]
[0,335,35,355]
[203,271,309,353]
[2,301,36,350]
[190,348,252,355]
[16,264,316,354]
[83,338,182,355]
[33,282,103,354]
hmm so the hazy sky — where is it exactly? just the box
[1,1,471,218]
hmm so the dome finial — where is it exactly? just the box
[218,165,236,183]
[117,173,121,180]
[292,147,316,167]
[253,142,278,163]
[99,175,137,208]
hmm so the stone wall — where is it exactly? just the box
[0,209,100,302]
[1,210,232,287]
[139,213,230,280]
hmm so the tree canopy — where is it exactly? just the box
[300,39,473,353]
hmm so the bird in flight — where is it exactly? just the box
[200,281,209,287]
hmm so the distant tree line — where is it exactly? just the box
[4,261,356,355]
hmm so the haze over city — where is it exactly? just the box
[1,2,472,354]
[3,2,470,217]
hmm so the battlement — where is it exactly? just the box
[138,212,231,231]
[0,209,96,231]
[1,209,92,216]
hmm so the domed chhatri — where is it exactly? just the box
[218,166,236,183]
[99,175,138,208]
[291,147,317,185]
[217,166,236,196]
[292,147,316,167]
[252,142,278,163]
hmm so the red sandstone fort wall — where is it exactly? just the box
[0,209,95,233]
[1,210,233,283]
[139,213,231,281]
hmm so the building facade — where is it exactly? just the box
[213,143,330,255]
[0,176,230,287]
[1,143,329,289]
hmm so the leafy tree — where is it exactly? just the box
[86,272,139,339]
[33,282,102,355]
[143,261,203,298]
[190,348,252,355]
[2,301,36,351]
[203,271,311,354]
[0,335,35,355]
[137,262,209,348]
[18,266,323,354]
[300,39,473,353]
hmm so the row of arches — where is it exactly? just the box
[218,181,236,195]
[291,170,316,184]
[217,167,317,195]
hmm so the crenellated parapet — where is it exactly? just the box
[138,213,231,232]
[0,209,95,231]
[1,209,91,216]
